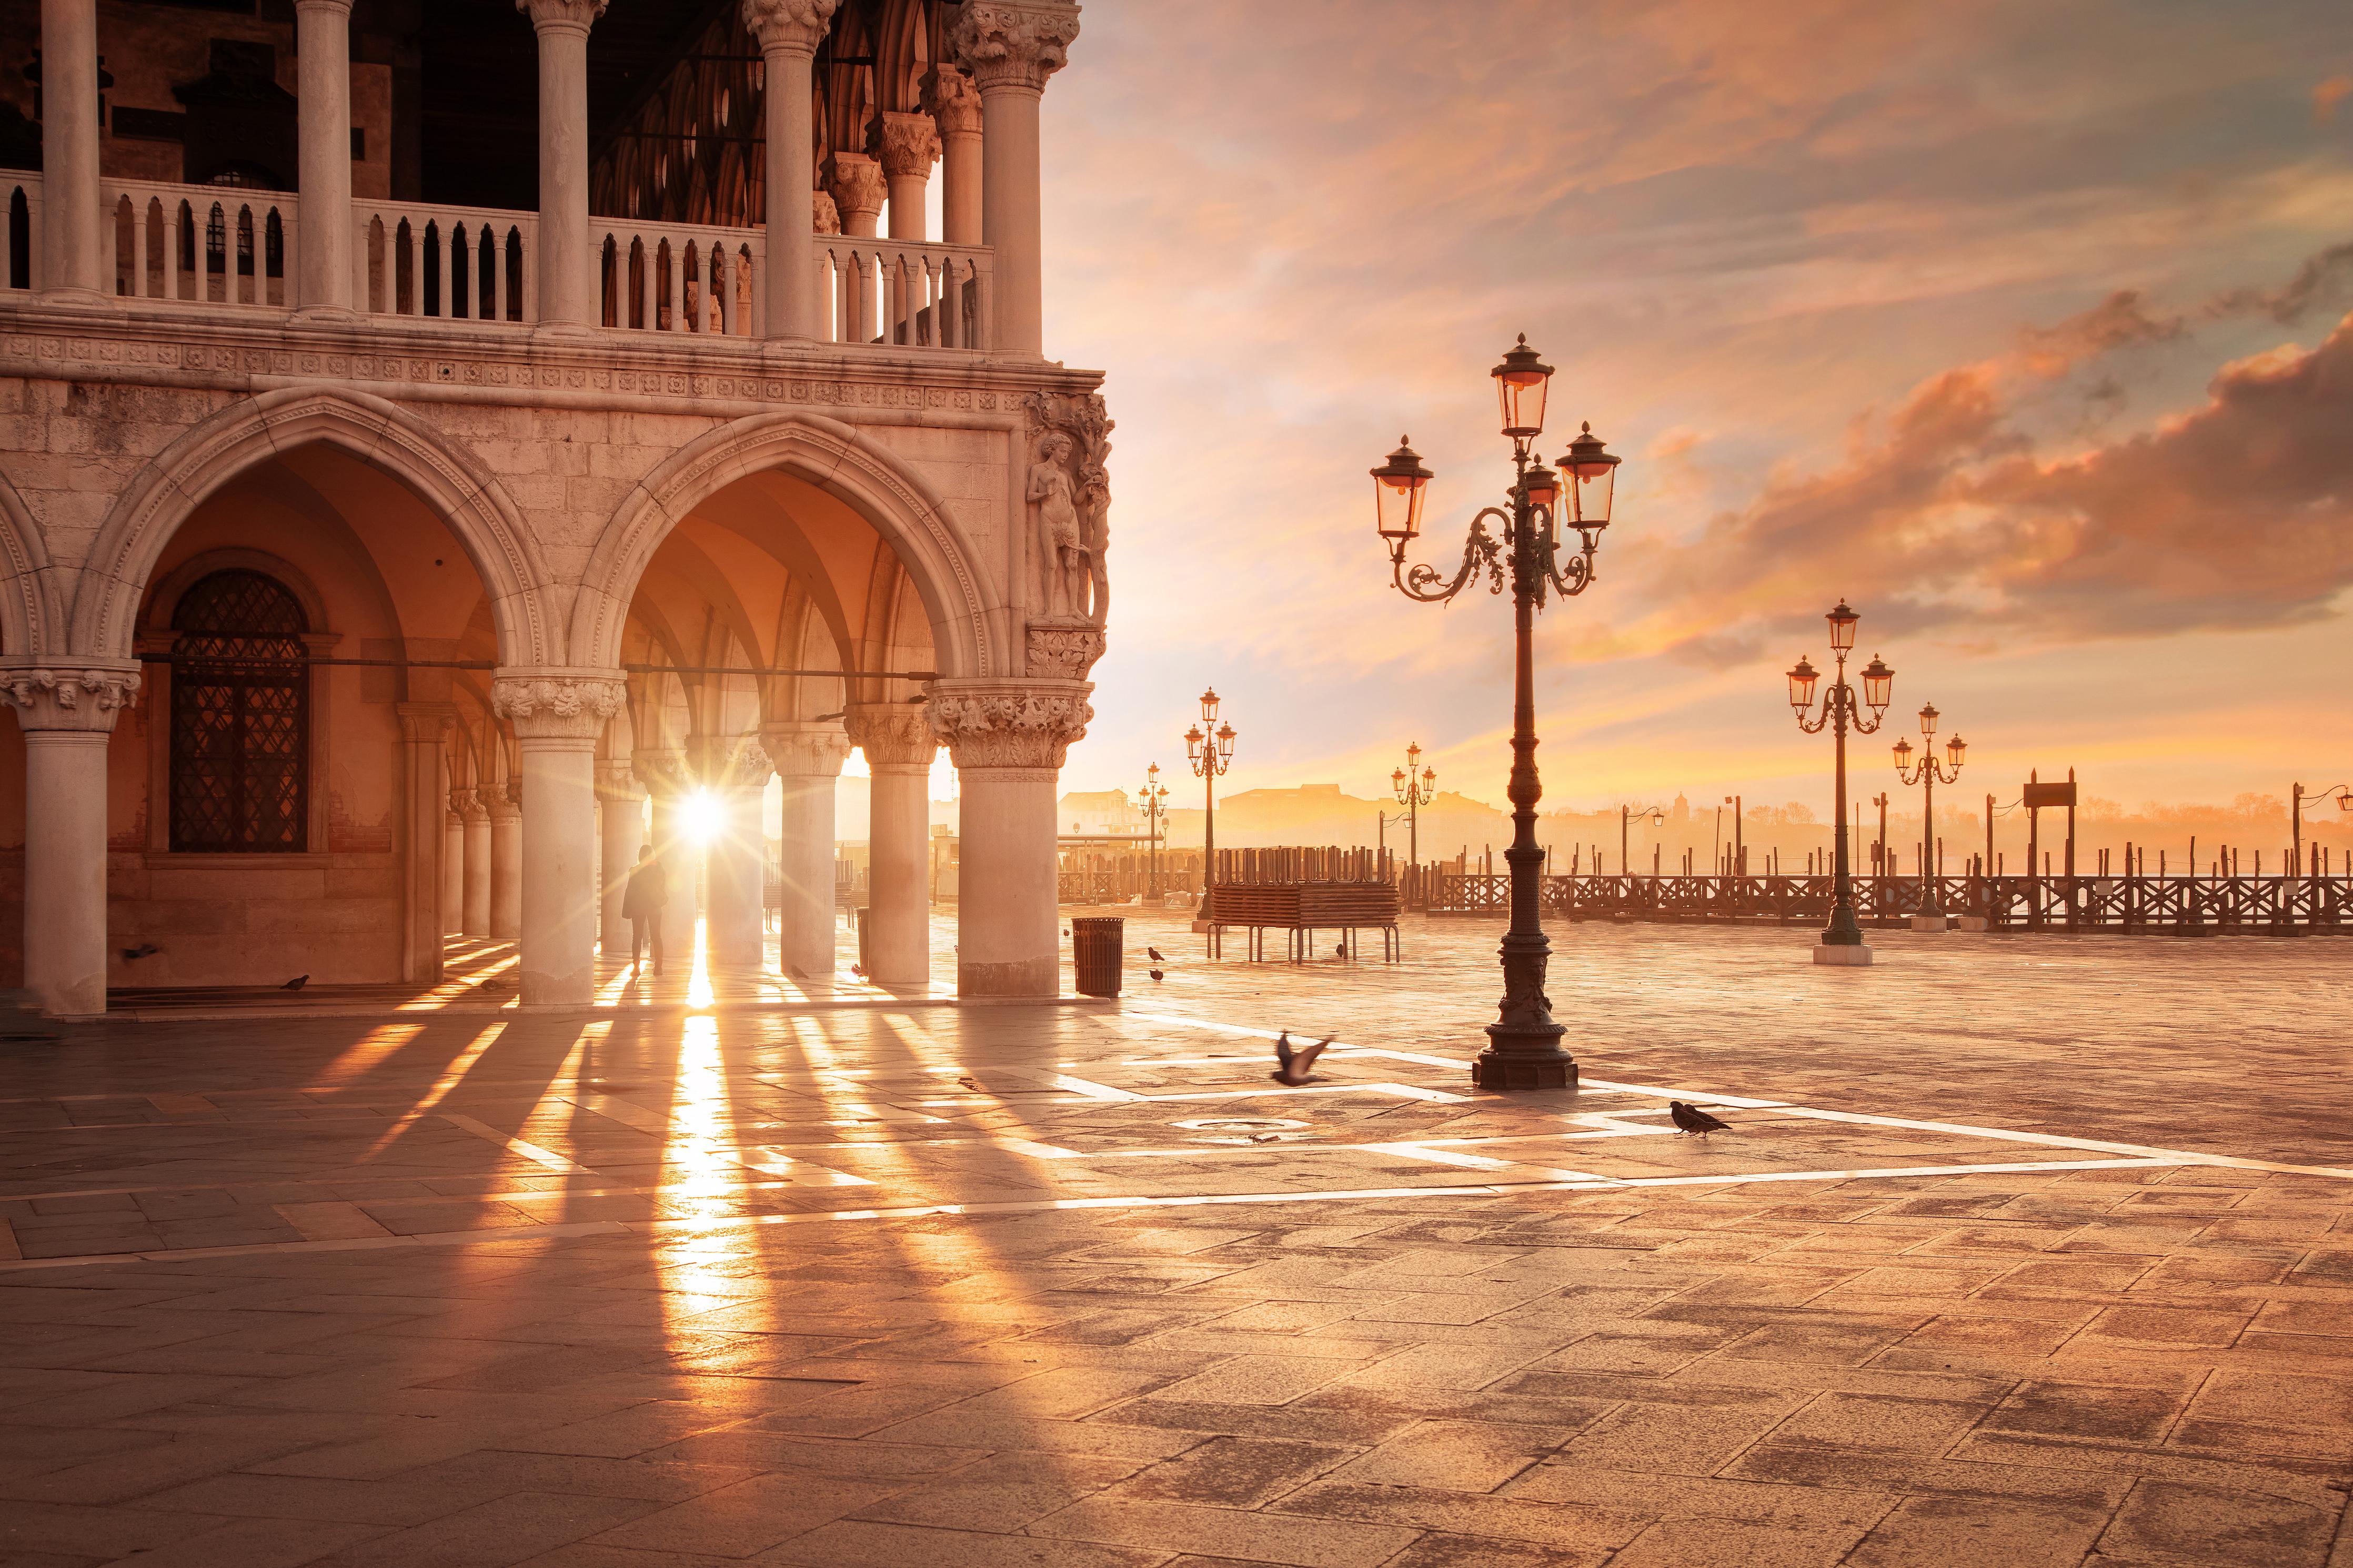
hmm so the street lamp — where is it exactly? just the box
[1787,600,1894,965]
[1391,741,1437,871]
[1141,763,1170,898]
[1621,804,1664,875]
[1370,334,1624,1090]
[2291,783,2353,871]
[1891,702,1965,925]
[1185,689,1236,913]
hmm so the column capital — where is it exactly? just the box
[631,747,692,799]
[396,701,458,743]
[812,189,842,235]
[846,703,939,768]
[294,0,356,14]
[741,0,841,57]
[592,759,641,802]
[823,151,887,231]
[697,734,773,793]
[0,663,142,733]
[516,0,607,37]
[760,723,853,778]
[923,65,984,139]
[925,680,1090,771]
[1025,618,1107,681]
[492,669,628,742]
[453,787,489,824]
[870,110,943,179]
[487,783,523,824]
[950,1,1081,94]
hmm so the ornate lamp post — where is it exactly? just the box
[2291,783,2352,871]
[1391,741,1437,871]
[1370,334,1624,1090]
[1892,703,1965,928]
[1621,803,1664,874]
[1142,763,1170,897]
[1786,601,1894,966]
[1184,689,1235,912]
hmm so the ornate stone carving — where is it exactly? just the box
[739,0,840,54]
[396,701,456,744]
[927,681,1091,771]
[870,111,943,179]
[698,734,773,792]
[1024,619,1106,681]
[487,784,522,822]
[759,723,853,778]
[950,1,1081,93]
[492,671,628,741]
[631,747,691,799]
[812,189,841,236]
[823,151,887,229]
[1024,390,1112,625]
[0,665,142,732]
[845,703,939,767]
[451,787,488,823]
[592,760,640,802]
[922,65,984,138]
[516,0,608,34]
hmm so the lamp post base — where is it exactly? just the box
[1813,943,1874,966]
[1472,1028,1578,1090]
[1909,913,1949,932]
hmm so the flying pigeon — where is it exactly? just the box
[1670,1100,1731,1137]
[281,974,309,992]
[1149,968,1164,981]
[1271,1032,1333,1087]
[120,943,160,962]
[1147,947,1166,963]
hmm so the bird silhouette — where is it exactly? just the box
[1271,1033,1333,1087]
[1333,940,1346,958]
[1670,1101,1731,1137]
[849,963,867,980]
[120,943,160,962]
[1149,968,1164,981]
[281,975,308,992]
[958,1075,979,1090]
[1147,947,1166,963]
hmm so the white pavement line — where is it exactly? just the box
[1125,1083,1473,1105]
[732,1147,878,1186]
[441,1114,592,1174]
[1119,1012,1463,1069]
[987,1066,1148,1102]
[1359,1142,1610,1181]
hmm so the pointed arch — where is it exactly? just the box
[0,462,63,657]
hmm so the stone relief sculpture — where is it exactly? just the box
[1023,390,1112,629]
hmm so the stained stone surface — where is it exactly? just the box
[2,913,2350,1566]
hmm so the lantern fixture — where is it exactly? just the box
[1521,457,1558,511]
[1560,422,1620,529]
[1919,702,1939,738]
[1371,437,1433,550]
[1786,656,1819,713]
[1491,333,1554,440]
[1199,687,1220,724]
[1893,736,1914,769]
[1860,655,1894,713]
[1184,723,1204,764]
[1946,734,1966,767]
[1215,721,1235,762]
[1826,599,1859,652]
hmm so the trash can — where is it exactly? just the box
[1070,915,1124,997]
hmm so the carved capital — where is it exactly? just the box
[846,703,939,768]
[487,781,522,823]
[592,759,640,802]
[823,151,887,226]
[1025,619,1107,681]
[926,680,1090,771]
[396,701,456,745]
[870,111,943,179]
[492,670,627,742]
[697,733,773,793]
[0,663,142,733]
[923,64,984,139]
[451,788,488,824]
[294,0,356,15]
[759,723,853,779]
[741,0,840,56]
[631,747,692,800]
[515,0,607,37]
[950,0,1081,94]
[812,189,841,236]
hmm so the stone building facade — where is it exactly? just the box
[0,0,1103,1014]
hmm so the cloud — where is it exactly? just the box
[2318,76,2352,125]
[2207,241,2353,325]
[2016,289,2184,378]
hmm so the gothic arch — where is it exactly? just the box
[570,408,1000,678]
[0,462,62,658]
[68,386,558,665]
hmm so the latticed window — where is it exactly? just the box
[169,570,308,853]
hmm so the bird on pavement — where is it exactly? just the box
[120,943,159,962]
[1670,1101,1731,1137]
[1149,968,1164,981]
[1333,940,1346,958]
[1271,1032,1334,1087]
[1147,947,1166,963]
[281,974,308,991]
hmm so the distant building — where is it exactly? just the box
[1060,790,1141,836]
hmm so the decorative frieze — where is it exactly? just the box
[950,1,1082,94]
[926,680,1091,771]
[491,671,628,741]
[0,665,142,732]
[1025,618,1105,681]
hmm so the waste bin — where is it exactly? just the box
[1070,915,1124,997]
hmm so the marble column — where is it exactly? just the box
[743,0,840,340]
[443,807,465,934]
[494,671,626,1006]
[701,735,771,968]
[38,0,105,301]
[930,680,1090,997]
[825,150,885,343]
[487,781,522,939]
[3,666,137,1016]
[923,65,983,248]
[294,0,357,316]
[594,759,641,955]
[633,747,696,969]
[872,112,940,241]
[950,0,1079,357]
[395,703,454,984]
[517,0,606,330]
[846,704,938,986]
[761,722,851,979]
[458,790,492,936]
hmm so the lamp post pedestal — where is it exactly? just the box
[1813,943,1874,966]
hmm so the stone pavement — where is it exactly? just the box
[2,913,2350,1566]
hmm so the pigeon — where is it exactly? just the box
[1669,1101,1731,1137]
[849,963,867,980]
[1147,947,1166,963]
[120,943,160,962]
[1271,1032,1333,1087]
[1333,941,1346,958]
[1148,968,1164,982]
[958,1075,979,1090]
[281,975,308,992]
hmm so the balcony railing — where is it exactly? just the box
[1,175,994,352]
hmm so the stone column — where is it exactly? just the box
[701,735,771,968]
[517,0,606,330]
[38,0,105,301]
[924,65,983,247]
[494,671,626,1006]
[929,680,1089,997]
[846,704,939,986]
[743,0,840,340]
[761,722,850,979]
[594,760,641,954]
[442,806,465,934]
[395,703,454,984]
[457,790,492,936]
[826,150,885,343]
[632,747,696,968]
[3,666,137,1016]
[871,112,940,242]
[950,1,1079,358]
[487,781,522,939]
[294,0,357,316]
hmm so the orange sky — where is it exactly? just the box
[1034,2,2353,821]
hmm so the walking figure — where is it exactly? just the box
[622,843,667,974]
